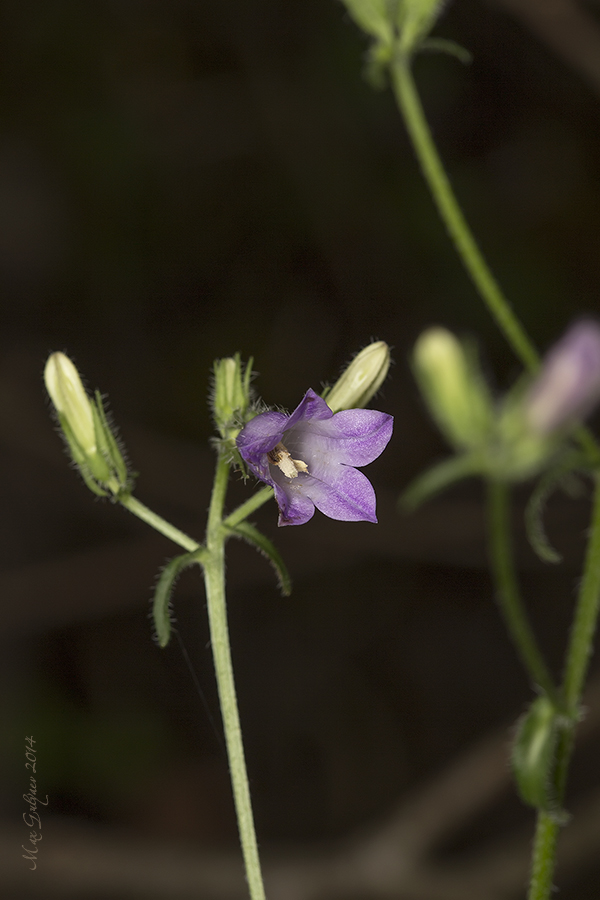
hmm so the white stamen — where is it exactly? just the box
[267,442,309,479]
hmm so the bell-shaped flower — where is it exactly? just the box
[236,389,393,526]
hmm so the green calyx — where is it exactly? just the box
[341,0,447,69]
[511,696,570,821]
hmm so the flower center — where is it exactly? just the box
[267,441,309,479]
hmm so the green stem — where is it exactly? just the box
[527,475,600,899]
[486,480,557,702]
[223,485,274,530]
[118,493,200,551]
[204,454,266,900]
[391,57,539,373]
[561,473,600,711]
[527,813,560,900]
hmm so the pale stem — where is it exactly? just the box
[118,493,200,551]
[204,454,266,900]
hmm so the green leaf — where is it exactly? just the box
[226,522,291,596]
[511,696,560,814]
[152,551,201,648]
[399,453,480,511]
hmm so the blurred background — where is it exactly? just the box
[2,0,600,897]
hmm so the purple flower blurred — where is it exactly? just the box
[236,389,393,526]
[525,320,600,434]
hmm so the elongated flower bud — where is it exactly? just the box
[524,320,600,435]
[325,341,390,413]
[44,352,97,458]
[44,352,130,496]
[413,327,492,449]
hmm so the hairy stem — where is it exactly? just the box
[527,813,560,900]
[204,454,266,900]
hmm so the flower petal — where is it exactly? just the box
[302,465,378,523]
[236,410,288,479]
[285,409,393,469]
[271,470,316,526]
[285,388,334,429]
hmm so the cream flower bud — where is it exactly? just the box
[44,351,130,495]
[325,341,390,413]
[413,327,492,448]
[44,352,97,457]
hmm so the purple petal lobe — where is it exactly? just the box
[236,410,287,481]
[285,388,334,429]
[302,466,378,523]
[285,409,393,469]
[272,474,316,526]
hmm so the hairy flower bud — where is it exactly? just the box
[212,353,253,440]
[325,341,390,413]
[524,320,600,435]
[44,352,130,496]
[413,327,492,449]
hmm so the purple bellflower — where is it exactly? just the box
[236,389,393,526]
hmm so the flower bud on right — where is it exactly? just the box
[524,320,600,435]
[413,327,493,450]
[325,341,390,413]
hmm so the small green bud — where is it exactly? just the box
[511,696,562,816]
[212,353,253,440]
[325,341,391,413]
[44,352,130,496]
[413,327,493,449]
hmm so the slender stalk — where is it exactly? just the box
[224,485,274,530]
[391,57,539,373]
[561,474,600,711]
[527,813,560,900]
[204,454,266,900]
[118,493,200,551]
[527,475,600,899]
[486,480,557,702]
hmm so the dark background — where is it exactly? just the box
[2,1,600,897]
